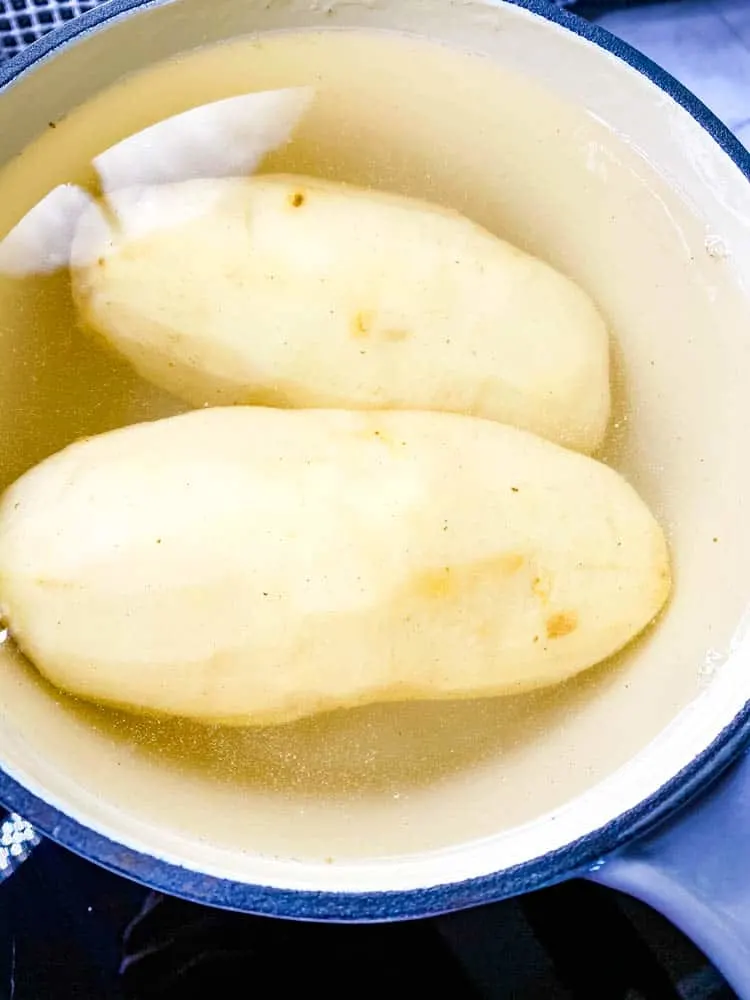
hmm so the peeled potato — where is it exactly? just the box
[71,175,610,453]
[0,407,669,726]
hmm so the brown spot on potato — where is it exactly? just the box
[351,310,374,338]
[546,611,578,639]
[496,553,525,574]
[354,417,400,448]
[415,566,455,600]
[370,428,395,446]
[350,313,410,343]
[531,574,551,603]
[413,553,525,601]
[288,191,305,208]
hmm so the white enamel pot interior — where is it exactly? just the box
[0,0,749,928]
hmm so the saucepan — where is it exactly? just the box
[2,0,750,993]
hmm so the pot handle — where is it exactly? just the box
[586,746,750,998]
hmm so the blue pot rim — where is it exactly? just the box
[1,0,750,921]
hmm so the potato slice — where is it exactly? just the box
[71,175,610,453]
[0,408,669,726]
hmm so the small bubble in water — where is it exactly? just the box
[705,235,730,260]
[699,648,724,683]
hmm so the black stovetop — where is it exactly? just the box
[0,824,736,999]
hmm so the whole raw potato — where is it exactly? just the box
[71,175,610,453]
[0,408,669,726]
